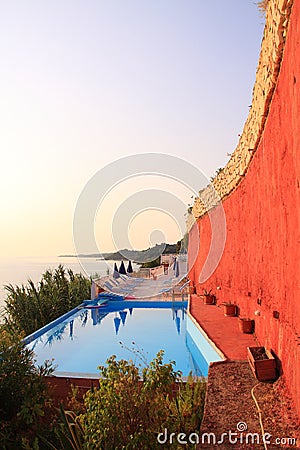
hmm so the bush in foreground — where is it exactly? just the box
[49,351,206,450]
[0,344,206,449]
[0,330,54,449]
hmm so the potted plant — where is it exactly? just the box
[223,302,237,317]
[239,317,255,334]
[247,346,277,381]
[202,289,216,305]
[188,282,195,295]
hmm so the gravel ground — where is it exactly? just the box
[198,361,300,450]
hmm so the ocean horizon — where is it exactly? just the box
[0,255,135,312]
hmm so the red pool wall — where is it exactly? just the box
[189,1,300,418]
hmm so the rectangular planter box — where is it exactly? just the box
[247,346,277,382]
[202,294,216,305]
[224,304,237,317]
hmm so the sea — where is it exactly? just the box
[0,256,133,314]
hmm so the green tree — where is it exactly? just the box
[141,256,161,268]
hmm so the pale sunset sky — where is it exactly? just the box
[0,1,264,257]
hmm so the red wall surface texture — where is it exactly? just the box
[189,1,300,418]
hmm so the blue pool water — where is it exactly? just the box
[25,301,222,377]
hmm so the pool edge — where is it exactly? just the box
[187,304,226,362]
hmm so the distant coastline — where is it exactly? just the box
[58,242,181,262]
[58,253,129,260]
[59,254,105,259]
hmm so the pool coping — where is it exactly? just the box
[23,304,82,345]
[187,302,226,362]
[23,299,189,346]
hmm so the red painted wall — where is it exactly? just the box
[189,1,300,419]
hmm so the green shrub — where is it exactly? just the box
[4,265,91,335]
[78,351,206,450]
[0,330,54,449]
[39,351,206,450]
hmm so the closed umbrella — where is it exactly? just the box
[175,260,180,278]
[69,320,74,340]
[172,308,178,320]
[113,263,120,279]
[127,260,133,273]
[119,310,128,325]
[119,260,126,275]
[181,308,185,320]
[175,317,181,334]
[114,314,121,334]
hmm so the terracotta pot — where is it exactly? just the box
[188,285,195,294]
[224,304,237,317]
[239,318,255,334]
[203,294,216,305]
[247,346,277,381]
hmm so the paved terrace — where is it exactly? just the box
[94,256,189,300]
[189,294,258,360]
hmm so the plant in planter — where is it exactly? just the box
[223,302,237,317]
[239,317,255,334]
[188,282,195,295]
[202,289,216,305]
[247,346,277,381]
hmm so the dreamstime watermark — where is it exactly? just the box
[157,422,297,446]
[73,153,227,296]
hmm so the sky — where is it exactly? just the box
[0,1,265,257]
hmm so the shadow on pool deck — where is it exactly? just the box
[189,294,259,360]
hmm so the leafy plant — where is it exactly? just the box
[38,350,206,450]
[4,265,91,335]
[203,289,213,296]
[78,351,206,450]
[40,405,85,450]
[0,330,54,449]
[169,375,207,434]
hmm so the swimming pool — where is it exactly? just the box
[25,300,222,377]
